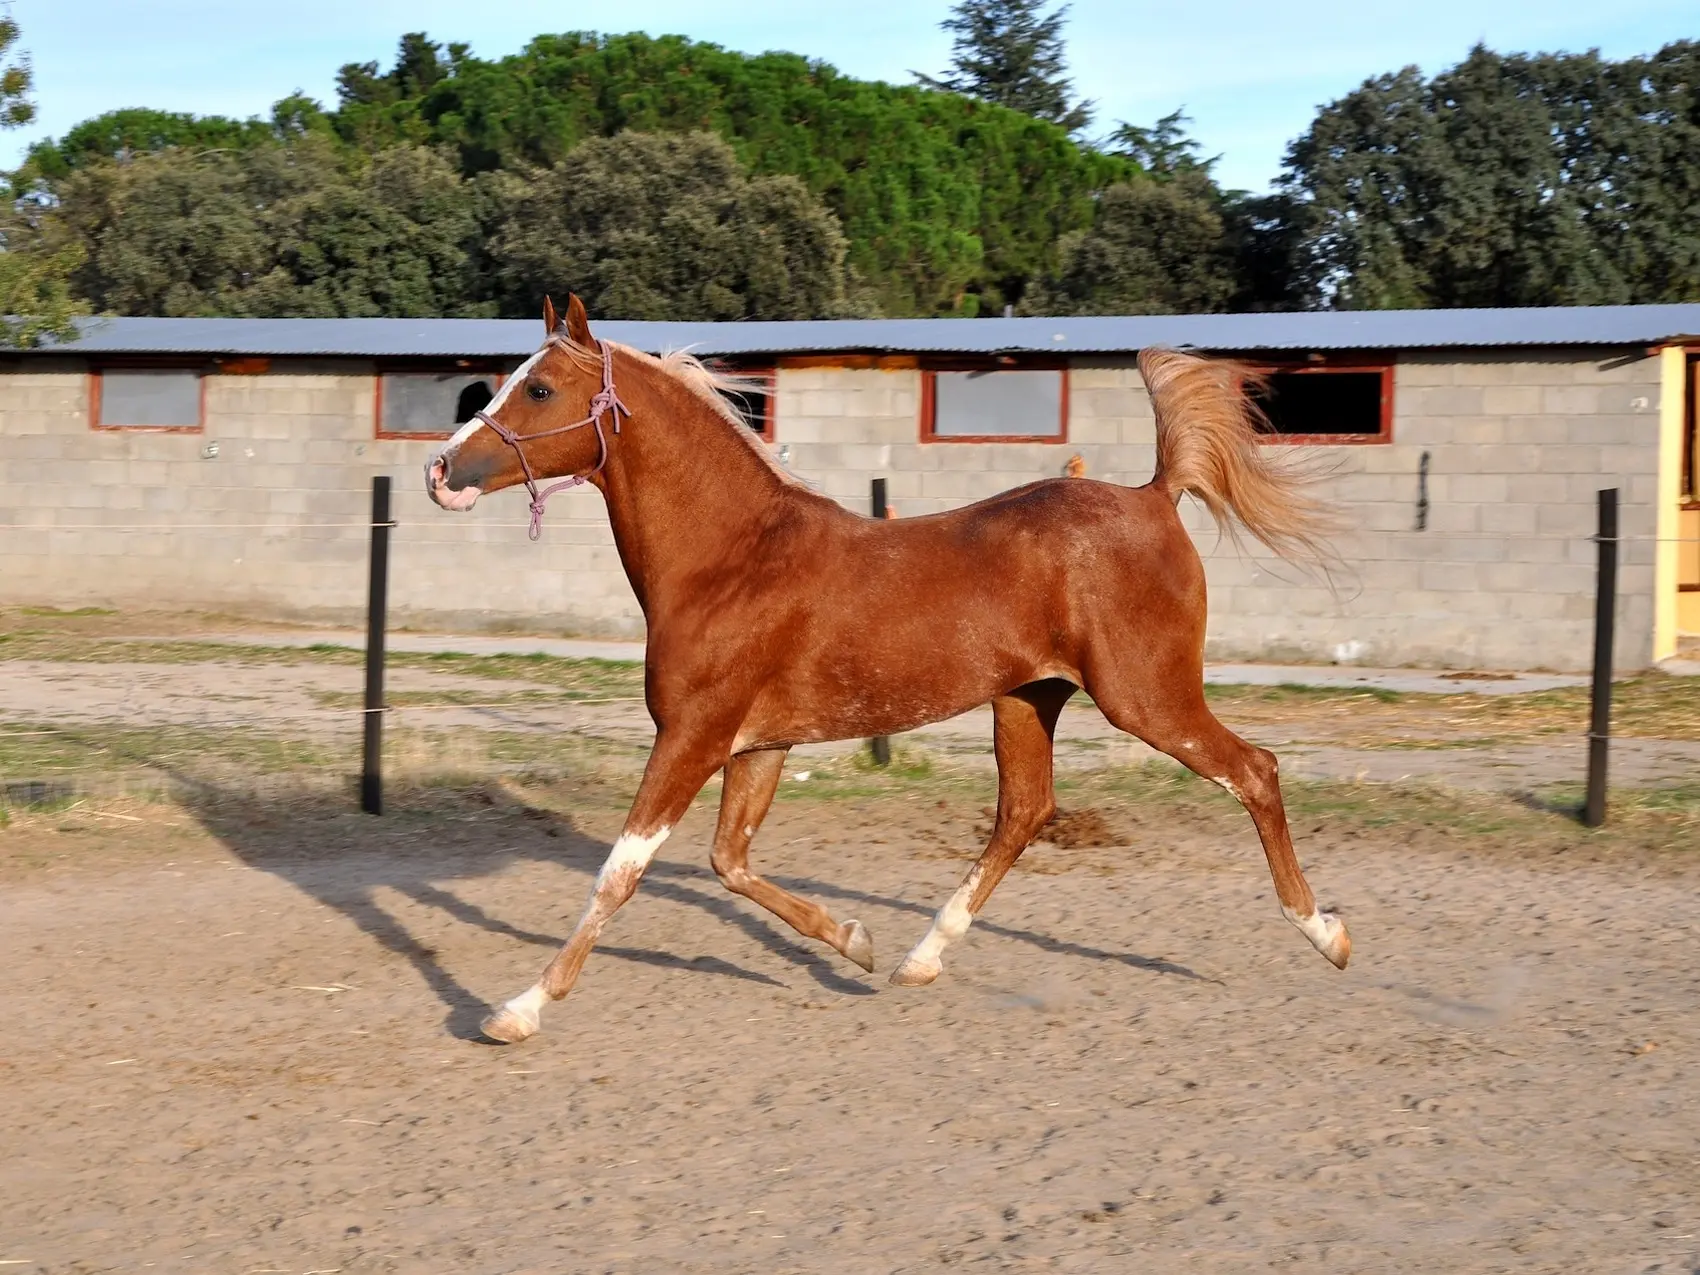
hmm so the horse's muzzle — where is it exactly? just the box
[426,452,481,512]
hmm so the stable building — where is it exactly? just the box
[2,307,1696,672]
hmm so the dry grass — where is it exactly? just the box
[1207,673,1700,745]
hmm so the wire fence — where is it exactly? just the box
[4,480,1696,823]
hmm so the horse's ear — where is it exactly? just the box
[564,293,594,346]
[542,295,559,336]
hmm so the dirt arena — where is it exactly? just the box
[3,776,1696,1273]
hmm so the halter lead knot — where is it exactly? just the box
[473,338,630,541]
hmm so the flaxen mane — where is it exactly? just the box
[556,336,804,487]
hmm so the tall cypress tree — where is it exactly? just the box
[916,0,1092,134]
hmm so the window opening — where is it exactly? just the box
[94,368,203,430]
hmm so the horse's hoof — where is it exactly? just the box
[1288,908,1352,970]
[480,1005,540,1044]
[842,919,875,973]
[1318,914,1352,969]
[889,955,941,987]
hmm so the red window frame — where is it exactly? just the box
[1247,357,1394,446]
[1681,353,1699,595]
[919,358,1070,444]
[1683,352,1697,505]
[374,361,513,442]
[88,362,208,433]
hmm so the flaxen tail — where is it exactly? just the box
[1139,347,1339,568]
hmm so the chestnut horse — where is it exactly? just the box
[426,296,1350,1045]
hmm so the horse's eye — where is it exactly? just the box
[526,383,552,402]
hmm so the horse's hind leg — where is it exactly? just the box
[891,680,1074,987]
[710,747,874,972]
[1091,673,1350,969]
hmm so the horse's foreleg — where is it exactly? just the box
[891,682,1072,987]
[480,728,728,1044]
[710,747,874,972]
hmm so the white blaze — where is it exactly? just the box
[436,348,549,462]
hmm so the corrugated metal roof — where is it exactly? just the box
[24,305,1700,359]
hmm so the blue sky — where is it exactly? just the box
[9,0,1696,193]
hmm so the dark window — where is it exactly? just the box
[455,380,494,423]
[1254,368,1390,442]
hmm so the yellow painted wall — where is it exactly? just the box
[1654,348,1685,658]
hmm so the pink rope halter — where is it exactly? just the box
[473,338,631,541]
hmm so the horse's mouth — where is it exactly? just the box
[426,456,481,511]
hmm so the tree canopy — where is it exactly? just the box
[10,27,1700,322]
[0,12,85,347]
[484,132,866,321]
[1282,41,1700,308]
[19,31,1125,319]
[30,141,485,318]
[1022,173,1236,316]
[917,0,1091,134]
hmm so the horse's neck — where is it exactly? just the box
[595,364,792,616]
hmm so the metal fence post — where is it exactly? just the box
[361,476,393,815]
[1583,487,1618,828]
[869,477,891,768]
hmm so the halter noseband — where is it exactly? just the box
[473,338,631,541]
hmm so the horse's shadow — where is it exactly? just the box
[173,777,1206,1040]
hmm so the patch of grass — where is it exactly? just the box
[1205,682,1406,707]
[392,651,643,698]
[0,721,343,778]
[310,687,636,710]
[0,631,648,698]
[18,606,116,618]
[770,745,991,804]
[1050,761,1699,850]
[1346,735,1518,752]
[1527,781,1700,828]
[849,742,935,781]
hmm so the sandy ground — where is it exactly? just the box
[4,656,1698,791]
[2,789,1696,1273]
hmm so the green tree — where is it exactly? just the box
[0,244,84,346]
[1282,41,1700,308]
[0,7,32,128]
[485,131,864,321]
[336,32,465,106]
[1105,108,1211,177]
[1220,192,1319,312]
[917,0,1091,133]
[338,31,1122,315]
[31,139,485,317]
[1021,172,1237,315]
[17,108,280,183]
[0,10,85,346]
[26,31,1130,317]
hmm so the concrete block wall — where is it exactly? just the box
[772,351,1664,672]
[1186,350,1662,671]
[0,348,1668,669]
[0,359,647,638]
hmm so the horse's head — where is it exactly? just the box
[426,295,621,518]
